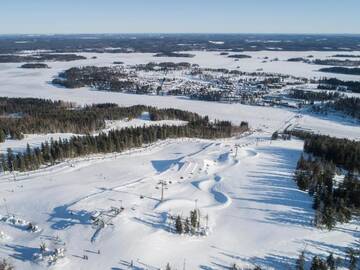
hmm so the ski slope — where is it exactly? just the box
[0,133,358,269]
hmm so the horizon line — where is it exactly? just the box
[1,32,360,36]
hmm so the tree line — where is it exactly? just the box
[325,97,360,120]
[0,119,247,173]
[294,248,359,270]
[288,89,342,102]
[318,78,360,93]
[287,130,360,172]
[0,97,212,141]
[288,131,360,230]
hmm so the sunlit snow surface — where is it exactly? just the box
[0,51,359,269]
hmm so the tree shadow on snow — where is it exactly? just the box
[47,204,92,230]
[205,247,295,270]
[232,146,314,228]
[151,158,184,173]
[4,244,39,262]
[133,212,172,232]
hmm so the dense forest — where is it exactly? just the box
[313,59,360,67]
[228,54,252,59]
[325,97,360,120]
[288,89,342,102]
[286,58,360,67]
[288,131,360,229]
[332,54,360,58]
[0,97,220,141]
[318,78,360,93]
[52,66,134,90]
[0,97,248,172]
[52,64,190,93]
[319,67,360,76]
[288,131,360,172]
[153,52,195,58]
[311,96,360,120]
[20,63,50,69]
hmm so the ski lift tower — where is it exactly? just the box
[156,180,168,202]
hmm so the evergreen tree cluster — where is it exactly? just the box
[289,131,360,229]
[288,89,341,102]
[325,97,360,120]
[294,156,358,230]
[174,209,205,235]
[287,131,360,172]
[318,78,360,93]
[295,248,359,270]
[0,119,246,173]
[0,97,221,142]
[52,66,135,90]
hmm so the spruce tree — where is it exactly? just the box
[296,250,306,270]
[310,256,328,270]
[175,215,183,234]
[326,253,336,270]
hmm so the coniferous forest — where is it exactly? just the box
[288,130,360,230]
[0,97,217,141]
[0,97,248,173]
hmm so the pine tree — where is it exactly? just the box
[296,250,306,270]
[347,248,359,270]
[326,253,336,270]
[0,154,8,172]
[322,206,336,231]
[190,209,199,229]
[175,215,183,234]
[310,256,328,270]
[6,148,15,172]
[184,218,190,234]
[0,129,6,143]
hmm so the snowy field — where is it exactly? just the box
[0,134,358,270]
[0,51,359,269]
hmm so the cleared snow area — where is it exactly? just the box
[103,112,187,134]
[0,134,357,269]
[0,133,75,155]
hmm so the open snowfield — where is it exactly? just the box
[0,133,358,270]
[0,51,359,269]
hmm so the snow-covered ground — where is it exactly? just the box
[0,51,359,140]
[0,112,187,154]
[0,133,75,155]
[0,51,359,269]
[0,134,357,269]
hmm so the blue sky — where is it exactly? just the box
[0,0,359,34]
